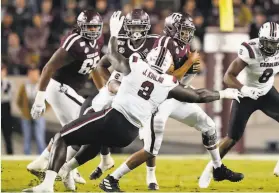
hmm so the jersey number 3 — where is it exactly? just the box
[258,68,273,83]
[78,53,100,75]
[138,81,154,100]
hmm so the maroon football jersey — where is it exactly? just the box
[117,34,159,58]
[153,35,190,70]
[52,32,104,91]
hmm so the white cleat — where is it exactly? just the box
[59,166,76,191]
[63,171,76,191]
[274,160,279,177]
[27,157,48,171]
[198,161,213,188]
[27,158,49,180]
[22,184,53,192]
[73,168,86,184]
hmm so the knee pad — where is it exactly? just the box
[195,113,216,133]
[202,129,218,148]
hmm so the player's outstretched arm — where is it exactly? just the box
[224,57,247,90]
[168,85,242,103]
[107,36,130,75]
[168,85,220,103]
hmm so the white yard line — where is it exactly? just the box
[1,154,278,161]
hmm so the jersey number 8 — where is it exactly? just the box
[78,54,100,75]
[258,68,273,83]
[138,81,154,100]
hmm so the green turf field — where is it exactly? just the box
[1,156,279,192]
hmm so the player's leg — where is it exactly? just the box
[89,86,116,180]
[199,98,257,188]
[100,112,168,192]
[27,80,85,181]
[170,102,223,168]
[259,87,279,175]
[144,99,176,190]
[23,109,112,192]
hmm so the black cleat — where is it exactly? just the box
[99,175,123,192]
[148,183,159,190]
[89,167,103,180]
[213,164,244,182]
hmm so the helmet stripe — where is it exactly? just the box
[272,22,277,37]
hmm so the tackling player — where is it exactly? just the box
[88,9,161,190]
[199,22,279,188]
[26,9,105,189]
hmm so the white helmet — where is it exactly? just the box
[146,46,173,74]
[258,22,279,56]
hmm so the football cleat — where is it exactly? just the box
[22,184,54,192]
[89,159,114,180]
[213,164,244,182]
[99,175,122,192]
[148,182,159,190]
[73,168,86,184]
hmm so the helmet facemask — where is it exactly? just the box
[78,22,103,40]
[259,37,279,56]
[124,20,150,41]
[177,25,195,45]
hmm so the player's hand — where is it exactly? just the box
[30,91,46,119]
[110,11,125,37]
[219,88,244,103]
[240,86,263,100]
[188,50,200,64]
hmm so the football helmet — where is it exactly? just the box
[77,10,103,40]
[258,22,279,56]
[124,9,151,41]
[146,46,174,74]
[164,12,195,45]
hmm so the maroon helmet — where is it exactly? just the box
[77,10,103,40]
[124,9,151,41]
[164,12,195,45]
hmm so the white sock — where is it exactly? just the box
[41,148,50,160]
[146,166,157,184]
[100,152,112,164]
[111,163,131,180]
[207,148,222,168]
[65,158,80,171]
[42,170,57,187]
[66,146,77,161]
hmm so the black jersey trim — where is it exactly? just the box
[241,42,255,59]
[149,113,156,154]
[64,92,82,106]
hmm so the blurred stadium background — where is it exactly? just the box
[1,0,279,155]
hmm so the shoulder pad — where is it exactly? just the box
[60,33,81,51]
[238,41,256,64]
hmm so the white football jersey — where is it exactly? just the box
[112,53,178,128]
[237,38,279,95]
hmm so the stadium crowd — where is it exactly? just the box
[2,0,279,75]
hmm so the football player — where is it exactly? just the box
[198,22,279,188]
[27,9,105,189]
[99,12,244,192]
[23,11,243,192]
[88,9,161,189]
